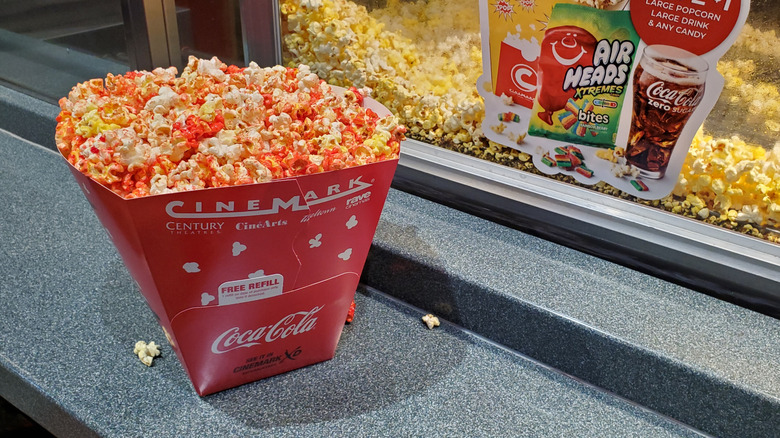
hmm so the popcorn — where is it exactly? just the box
[736,205,763,224]
[421,314,440,329]
[281,0,483,146]
[610,162,640,179]
[675,132,780,227]
[499,93,515,106]
[575,0,621,8]
[134,341,161,367]
[56,57,405,198]
[491,123,507,134]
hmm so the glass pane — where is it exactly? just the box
[0,0,129,102]
[174,0,244,67]
[279,0,779,245]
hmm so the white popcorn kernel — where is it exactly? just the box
[500,93,515,106]
[422,314,440,330]
[133,340,162,367]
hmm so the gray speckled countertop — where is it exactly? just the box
[1,84,778,437]
[0,131,701,438]
[366,190,780,437]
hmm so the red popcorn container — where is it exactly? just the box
[494,41,539,108]
[60,82,399,395]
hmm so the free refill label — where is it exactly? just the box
[217,274,284,305]
[631,0,742,55]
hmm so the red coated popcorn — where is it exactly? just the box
[56,56,405,199]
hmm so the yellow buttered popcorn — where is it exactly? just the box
[676,130,780,227]
[281,0,483,147]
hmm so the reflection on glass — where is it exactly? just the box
[0,0,128,101]
[280,0,779,244]
[0,0,127,62]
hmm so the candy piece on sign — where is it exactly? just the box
[584,101,595,113]
[567,145,584,160]
[558,112,578,130]
[556,157,573,168]
[575,166,594,178]
[541,154,556,167]
[631,179,649,192]
[564,99,580,115]
[498,112,520,123]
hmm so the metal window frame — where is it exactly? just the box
[121,0,182,70]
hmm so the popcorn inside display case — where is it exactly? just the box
[279,0,780,244]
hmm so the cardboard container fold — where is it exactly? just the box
[63,96,399,396]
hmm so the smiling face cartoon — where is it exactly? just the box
[536,26,597,125]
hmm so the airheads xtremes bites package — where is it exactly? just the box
[528,4,639,147]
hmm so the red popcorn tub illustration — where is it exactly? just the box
[56,57,404,395]
[494,40,540,108]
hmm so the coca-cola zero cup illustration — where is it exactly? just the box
[626,45,708,179]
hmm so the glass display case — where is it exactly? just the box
[279,0,778,241]
[277,0,780,316]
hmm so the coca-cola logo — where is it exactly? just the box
[211,306,322,354]
[646,81,702,108]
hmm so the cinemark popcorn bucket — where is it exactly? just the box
[62,98,399,396]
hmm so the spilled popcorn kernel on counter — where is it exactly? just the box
[422,314,440,329]
[134,341,161,367]
[56,56,405,199]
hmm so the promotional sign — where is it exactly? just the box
[63,96,399,396]
[478,0,749,199]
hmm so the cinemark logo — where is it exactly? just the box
[165,176,372,219]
